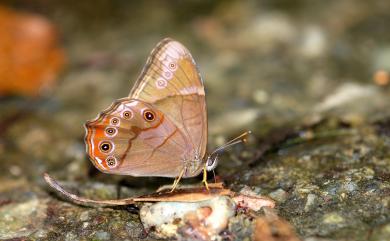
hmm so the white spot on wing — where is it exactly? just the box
[166,47,180,59]
[125,101,139,107]
[170,41,187,55]
[179,86,205,95]
[95,157,107,170]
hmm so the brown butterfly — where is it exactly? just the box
[84,38,249,191]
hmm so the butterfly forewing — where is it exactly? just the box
[129,39,207,176]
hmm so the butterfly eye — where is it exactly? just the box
[106,157,118,168]
[111,117,120,126]
[143,110,155,122]
[99,141,113,153]
[122,110,133,119]
[105,127,117,137]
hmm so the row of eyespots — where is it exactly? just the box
[96,107,156,169]
[104,109,134,138]
[103,108,155,140]
[99,116,122,155]
[99,108,154,146]
[155,59,178,89]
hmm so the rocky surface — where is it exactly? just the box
[0,1,389,240]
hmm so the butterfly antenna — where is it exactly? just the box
[209,131,252,157]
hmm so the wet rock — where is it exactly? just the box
[0,194,47,239]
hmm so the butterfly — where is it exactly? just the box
[84,38,249,191]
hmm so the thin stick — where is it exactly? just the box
[44,173,133,207]
[44,173,230,207]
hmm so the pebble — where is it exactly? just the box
[343,181,358,193]
[94,230,111,240]
[316,83,379,112]
[322,212,344,224]
[268,188,288,203]
[79,211,90,222]
[65,232,78,241]
[140,196,236,240]
[298,25,327,59]
[304,194,317,212]
[373,46,390,70]
[246,13,296,52]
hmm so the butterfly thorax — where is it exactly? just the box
[182,150,205,177]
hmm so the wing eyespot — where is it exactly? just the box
[169,62,177,71]
[164,71,173,79]
[99,141,114,153]
[122,110,133,119]
[111,117,120,126]
[143,110,155,122]
[105,127,117,137]
[106,156,118,168]
[156,78,167,89]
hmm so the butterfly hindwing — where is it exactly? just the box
[85,99,188,177]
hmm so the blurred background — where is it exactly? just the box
[0,1,389,240]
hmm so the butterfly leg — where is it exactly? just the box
[201,165,210,190]
[170,168,185,192]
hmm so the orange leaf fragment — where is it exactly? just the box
[0,6,65,97]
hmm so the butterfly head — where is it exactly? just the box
[205,154,219,171]
[84,98,163,173]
